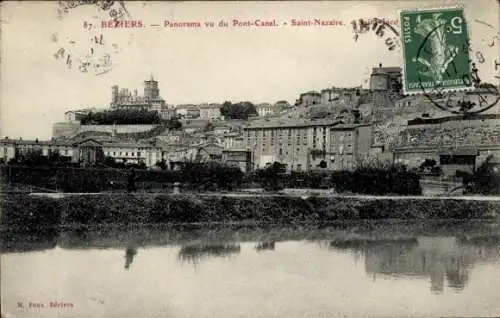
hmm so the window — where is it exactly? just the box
[137,151,141,157]
[279,149,283,156]
[120,152,122,156]
[64,150,68,155]
[125,152,128,156]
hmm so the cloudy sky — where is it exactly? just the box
[1,0,498,139]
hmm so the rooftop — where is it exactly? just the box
[199,103,221,109]
[371,66,402,74]
[244,118,347,129]
[0,138,72,146]
[301,91,321,96]
[102,141,156,148]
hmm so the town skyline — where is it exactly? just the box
[1,0,498,139]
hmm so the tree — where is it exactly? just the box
[256,162,286,191]
[460,155,500,195]
[80,109,162,125]
[155,159,168,170]
[103,156,119,168]
[16,150,49,166]
[203,122,215,132]
[165,117,182,130]
[220,101,258,120]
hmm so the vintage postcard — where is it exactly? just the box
[1,1,499,318]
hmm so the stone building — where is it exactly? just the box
[222,150,252,173]
[297,91,322,107]
[0,137,163,168]
[391,114,500,177]
[256,103,274,117]
[110,76,167,113]
[242,118,373,171]
[199,103,221,120]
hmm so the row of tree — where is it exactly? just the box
[3,151,499,195]
[80,109,162,125]
[79,101,260,124]
[220,101,258,120]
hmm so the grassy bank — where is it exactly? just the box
[1,193,498,230]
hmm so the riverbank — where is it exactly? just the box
[1,193,499,229]
[2,219,499,253]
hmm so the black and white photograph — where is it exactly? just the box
[1,1,499,317]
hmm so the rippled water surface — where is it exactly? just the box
[2,222,500,318]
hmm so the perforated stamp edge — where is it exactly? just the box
[397,4,475,96]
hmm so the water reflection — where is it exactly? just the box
[178,243,241,265]
[329,235,500,294]
[124,247,137,270]
[1,222,500,318]
[255,241,276,252]
[0,228,59,253]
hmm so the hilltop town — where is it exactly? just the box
[1,64,499,184]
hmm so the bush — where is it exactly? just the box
[461,155,500,195]
[255,162,286,191]
[328,166,421,195]
[0,165,183,193]
[180,162,244,191]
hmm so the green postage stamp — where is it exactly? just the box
[400,7,473,95]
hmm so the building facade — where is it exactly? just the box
[297,91,322,107]
[320,88,341,104]
[103,142,163,167]
[391,115,500,177]
[0,138,75,163]
[199,103,221,120]
[222,150,252,173]
[242,119,373,171]
[256,103,274,117]
[110,76,167,113]
[0,137,163,168]
[175,105,200,119]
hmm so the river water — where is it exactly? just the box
[1,221,500,318]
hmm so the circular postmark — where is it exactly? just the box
[351,17,401,51]
[57,1,129,21]
[415,18,500,115]
[352,17,405,106]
